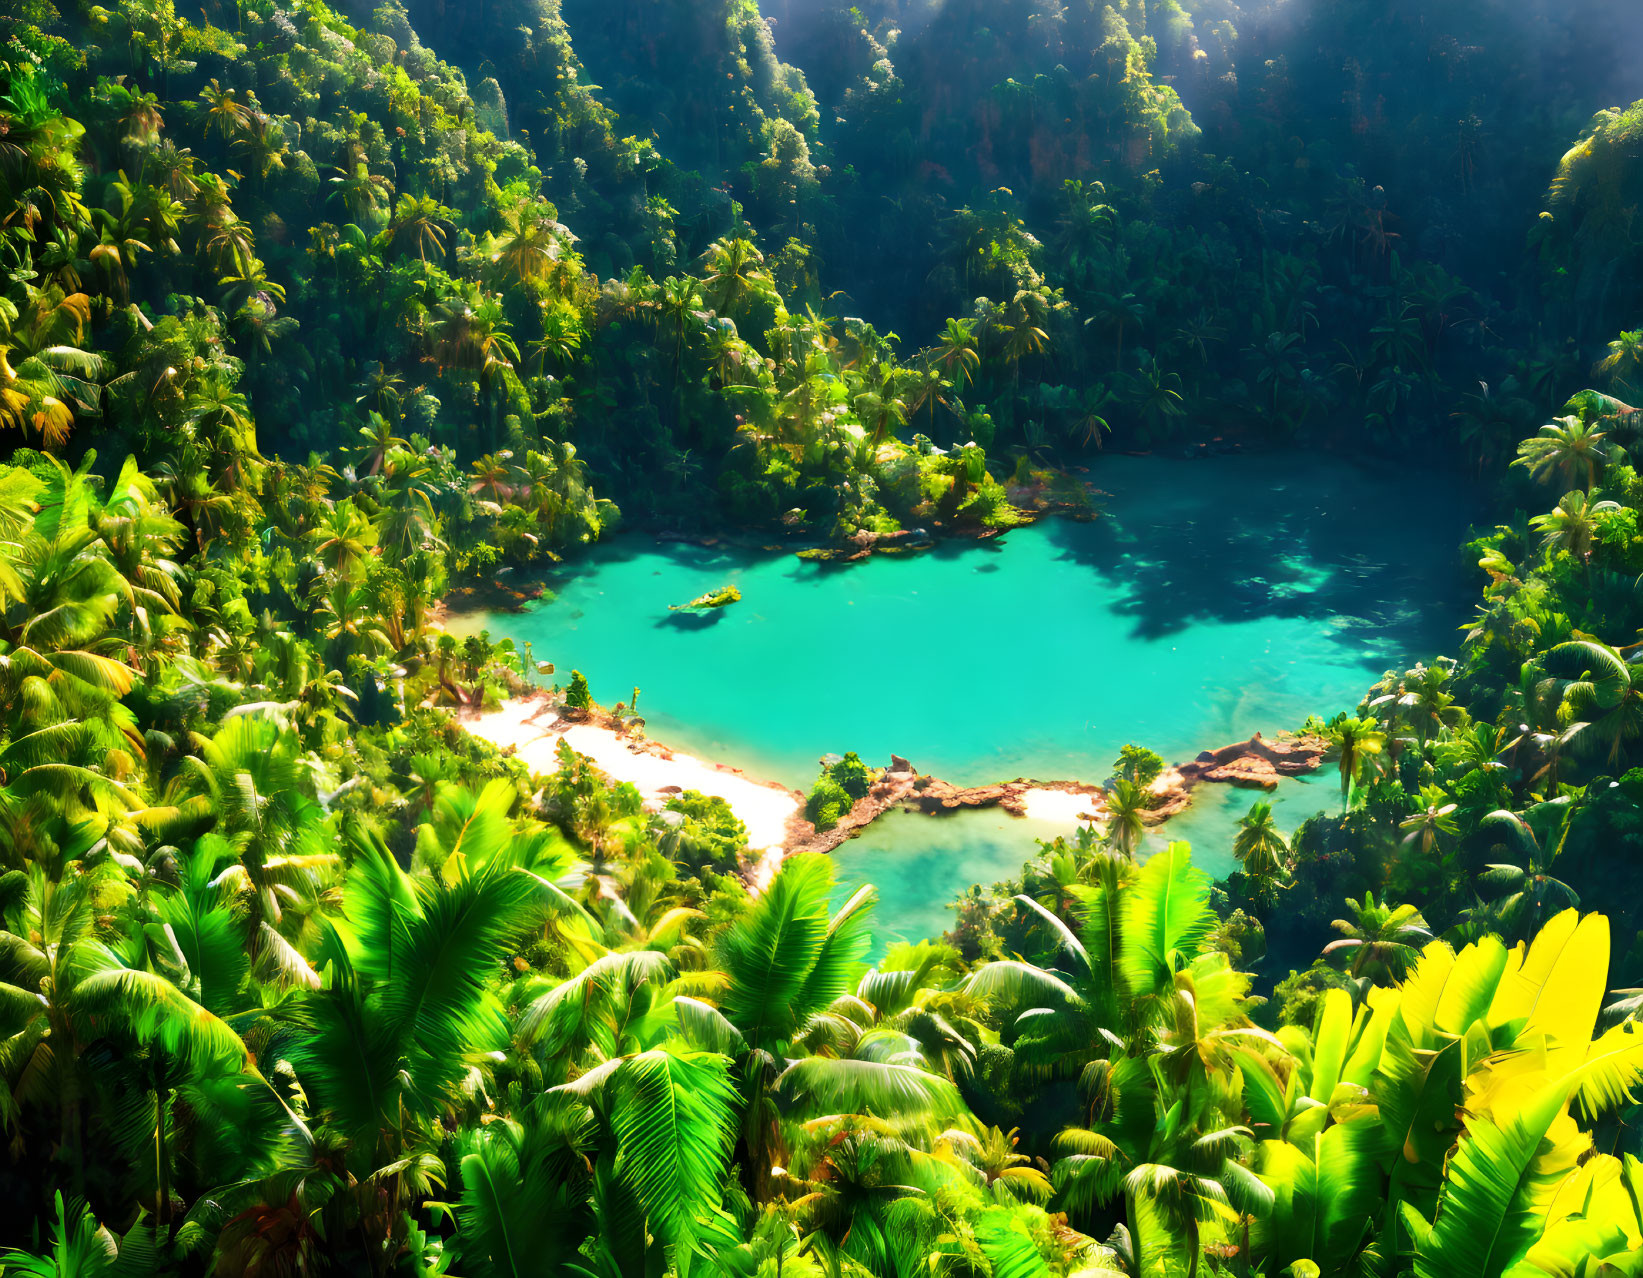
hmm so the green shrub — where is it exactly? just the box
[805,774,853,831]
[1271,962,1352,1029]
[1112,743,1165,787]
[661,791,749,874]
[829,750,872,799]
[565,669,592,712]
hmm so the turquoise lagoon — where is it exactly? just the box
[457,453,1478,938]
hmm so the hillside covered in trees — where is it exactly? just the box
[4,0,1643,1275]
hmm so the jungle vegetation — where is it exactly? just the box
[3,0,1643,1275]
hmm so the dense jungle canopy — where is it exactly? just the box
[4,0,1643,1275]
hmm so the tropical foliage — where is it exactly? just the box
[3,0,1643,1274]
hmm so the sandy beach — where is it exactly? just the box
[462,695,1316,879]
[464,698,1109,870]
[465,696,803,855]
[1016,787,1107,825]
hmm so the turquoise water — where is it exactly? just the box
[457,453,1476,939]
[824,772,1343,953]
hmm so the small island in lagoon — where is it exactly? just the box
[668,583,743,612]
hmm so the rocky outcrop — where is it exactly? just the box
[1127,732,1329,823]
[1176,731,1329,791]
[782,762,1108,856]
[775,734,1328,860]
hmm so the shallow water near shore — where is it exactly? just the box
[455,452,1477,940]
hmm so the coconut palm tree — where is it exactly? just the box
[1104,778,1149,856]
[1400,790,1460,855]
[905,362,955,431]
[350,410,410,478]
[1086,289,1145,372]
[231,112,289,191]
[328,162,393,225]
[1596,328,1643,394]
[1323,716,1386,811]
[1322,892,1430,980]
[374,447,445,561]
[383,193,449,264]
[701,236,769,317]
[853,376,908,444]
[1515,416,1610,490]
[928,318,981,387]
[1532,489,1620,564]
[1468,809,1581,943]
[1124,356,1188,441]
[1232,800,1288,881]
[1539,639,1643,767]
[0,287,105,448]
[490,204,566,286]
[995,293,1051,387]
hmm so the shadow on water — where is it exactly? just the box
[1049,454,1483,647]
[656,609,730,631]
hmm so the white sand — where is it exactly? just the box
[1018,788,1106,826]
[466,698,801,855]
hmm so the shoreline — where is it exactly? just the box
[460,692,1326,885]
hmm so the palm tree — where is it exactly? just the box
[1251,330,1304,412]
[232,113,289,191]
[1596,329,1643,394]
[261,817,563,1264]
[700,236,768,317]
[170,714,336,926]
[216,256,286,313]
[0,864,293,1225]
[1514,416,1609,490]
[468,452,515,505]
[964,847,1274,1273]
[1070,384,1114,448]
[327,162,392,225]
[201,214,255,275]
[937,1127,1052,1204]
[526,305,583,375]
[1400,790,1459,855]
[928,318,980,387]
[182,376,262,491]
[995,292,1052,387]
[1324,716,1386,811]
[88,205,150,304]
[1322,892,1430,980]
[490,204,566,286]
[0,287,105,448]
[197,79,254,141]
[350,410,410,477]
[1104,778,1149,856]
[1232,800,1288,880]
[384,193,449,264]
[1086,290,1145,371]
[374,448,445,561]
[1398,661,1464,744]
[1532,489,1620,564]
[668,853,961,1213]
[904,362,955,431]
[1124,357,1187,441]
[155,465,239,553]
[90,458,187,651]
[4,457,136,658]
[654,274,703,366]
[1539,639,1643,767]
[431,290,520,381]
[853,376,908,444]
[1469,809,1580,943]
[1053,178,1116,266]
